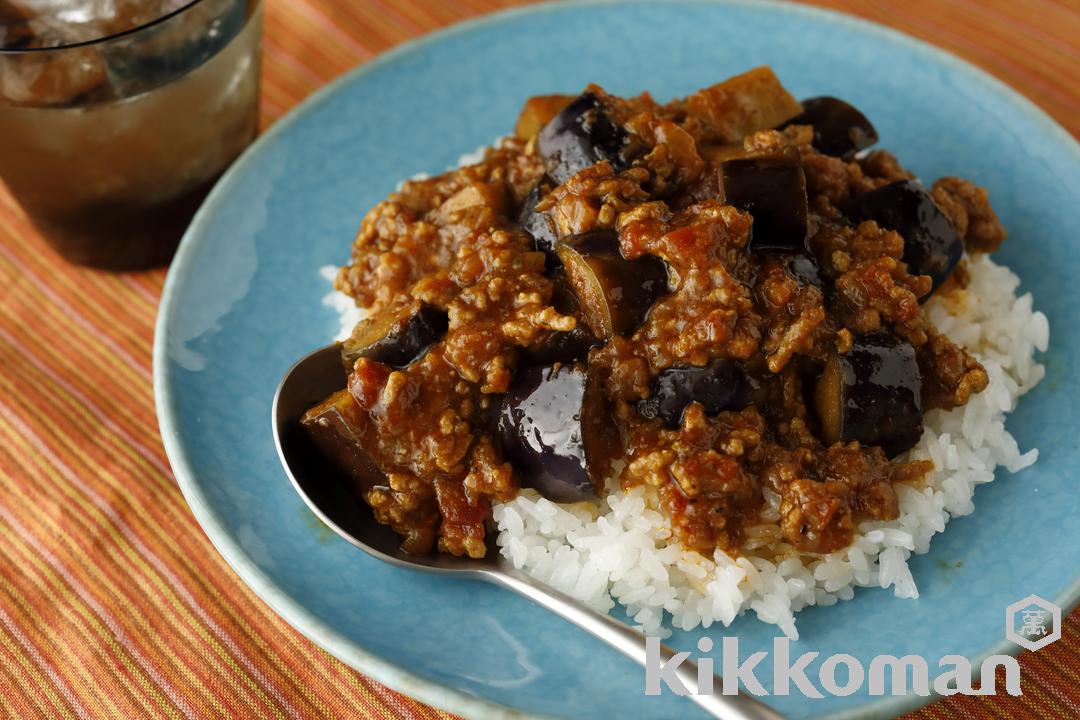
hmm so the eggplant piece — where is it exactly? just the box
[499,363,617,502]
[437,181,509,220]
[781,96,878,160]
[518,184,558,258]
[301,390,387,491]
[522,326,599,366]
[718,155,808,251]
[515,94,575,140]
[549,265,581,315]
[537,91,631,183]
[785,253,823,289]
[637,360,752,429]
[521,266,600,364]
[555,230,668,339]
[477,393,505,437]
[341,300,448,370]
[814,333,923,458]
[683,66,803,142]
[853,180,963,294]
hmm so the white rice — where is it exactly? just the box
[324,177,1047,640]
[493,255,1046,639]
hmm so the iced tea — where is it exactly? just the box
[0,0,262,269]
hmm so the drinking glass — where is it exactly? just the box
[0,0,263,270]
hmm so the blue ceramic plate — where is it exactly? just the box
[155,2,1080,718]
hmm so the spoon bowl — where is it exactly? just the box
[272,343,494,574]
[273,344,785,720]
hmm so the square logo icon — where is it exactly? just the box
[1006,594,1061,651]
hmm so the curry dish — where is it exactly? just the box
[303,67,1005,561]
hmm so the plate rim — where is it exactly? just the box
[153,1,1080,718]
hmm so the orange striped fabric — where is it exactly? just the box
[0,1,1077,719]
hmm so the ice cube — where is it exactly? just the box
[0,0,203,105]
[0,46,109,105]
[3,0,188,48]
[111,0,192,31]
[13,0,118,27]
[1,1,113,49]
[1,0,36,49]
[97,0,245,97]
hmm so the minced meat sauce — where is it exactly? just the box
[306,67,1005,560]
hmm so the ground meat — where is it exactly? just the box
[623,403,766,552]
[619,200,762,370]
[433,476,489,558]
[444,258,572,393]
[918,328,990,409]
[317,71,1002,558]
[539,162,651,238]
[753,254,828,372]
[590,336,653,403]
[931,177,1006,253]
[776,444,929,553]
[348,354,476,476]
[859,150,916,184]
[779,478,854,554]
[463,435,516,502]
[365,475,439,556]
[624,112,706,195]
[336,141,545,309]
[811,220,934,348]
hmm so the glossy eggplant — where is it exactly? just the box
[537,91,631,183]
[814,332,923,458]
[683,66,803,142]
[781,96,878,160]
[555,230,668,339]
[853,180,963,294]
[515,94,575,140]
[718,155,809,251]
[518,184,558,258]
[499,363,617,502]
[783,252,823,289]
[637,359,753,429]
[549,265,581,315]
[341,300,448,370]
[521,326,599,366]
[301,390,387,491]
[520,266,601,365]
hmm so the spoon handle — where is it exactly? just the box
[485,563,786,720]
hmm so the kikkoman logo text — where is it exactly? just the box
[645,594,1061,699]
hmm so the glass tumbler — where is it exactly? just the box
[0,0,263,270]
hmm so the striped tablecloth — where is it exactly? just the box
[1,1,1077,718]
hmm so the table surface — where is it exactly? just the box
[2,1,1078,718]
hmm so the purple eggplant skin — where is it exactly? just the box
[341,301,448,370]
[814,332,923,458]
[783,252,823,289]
[853,180,963,295]
[637,359,753,429]
[499,363,616,502]
[537,92,631,184]
[477,393,505,437]
[781,96,878,160]
[521,326,599,366]
[519,184,559,259]
[555,230,669,339]
[719,155,809,252]
[302,390,387,492]
[520,266,601,365]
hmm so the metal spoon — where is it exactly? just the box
[273,344,785,720]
